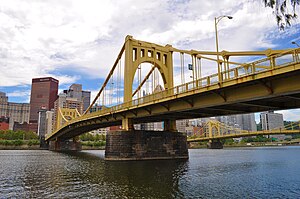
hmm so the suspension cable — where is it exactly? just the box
[180,53,185,84]
[197,57,202,82]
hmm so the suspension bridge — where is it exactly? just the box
[46,35,300,160]
[187,120,300,142]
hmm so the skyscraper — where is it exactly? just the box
[53,84,90,131]
[260,111,285,140]
[0,92,30,130]
[29,77,59,124]
[216,113,257,131]
[63,84,91,112]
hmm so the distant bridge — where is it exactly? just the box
[187,120,300,142]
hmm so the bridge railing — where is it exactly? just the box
[82,48,300,120]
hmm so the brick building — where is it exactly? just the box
[29,77,59,123]
[0,117,9,130]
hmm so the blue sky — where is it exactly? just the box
[0,0,300,121]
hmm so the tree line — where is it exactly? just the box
[0,130,39,140]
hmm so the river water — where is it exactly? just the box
[0,147,300,198]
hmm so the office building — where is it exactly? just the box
[0,92,30,130]
[176,119,188,133]
[63,84,91,112]
[53,84,90,131]
[45,110,54,136]
[37,108,47,138]
[236,113,257,131]
[216,113,257,131]
[29,77,59,124]
[260,111,284,130]
[260,111,285,140]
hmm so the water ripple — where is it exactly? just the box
[0,147,300,198]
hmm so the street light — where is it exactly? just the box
[215,15,233,82]
[292,41,300,47]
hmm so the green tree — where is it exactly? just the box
[263,0,299,30]
[0,130,38,140]
[80,132,95,141]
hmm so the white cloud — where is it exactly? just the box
[0,0,295,88]
[277,109,300,121]
[6,90,30,97]
[5,90,30,103]
[1,0,300,119]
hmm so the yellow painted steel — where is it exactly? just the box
[55,107,81,131]
[123,35,174,102]
[46,36,300,141]
[188,120,300,142]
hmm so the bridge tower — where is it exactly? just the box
[105,36,188,160]
[206,121,223,149]
[122,35,176,131]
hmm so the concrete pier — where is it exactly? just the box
[207,140,223,149]
[49,140,82,151]
[105,130,189,161]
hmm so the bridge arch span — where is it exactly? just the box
[123,35,174,102]
[131,60,167,95]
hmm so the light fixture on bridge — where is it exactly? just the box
[214,15,233,82]
[292,41,300,47]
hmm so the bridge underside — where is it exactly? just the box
[49,68,300,141]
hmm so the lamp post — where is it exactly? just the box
[215,15,233,82]
[292,41,300,47]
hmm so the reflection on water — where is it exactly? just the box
[0,147,300,198]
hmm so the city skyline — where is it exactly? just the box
[0,0,299,121]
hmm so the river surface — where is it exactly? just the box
[0,147,300,198]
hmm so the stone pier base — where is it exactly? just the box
[105,130,189,161]
[207,140,223,149]
[49,140,82,151]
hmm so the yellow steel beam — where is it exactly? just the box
[188,130,300,142]
[172,47,292,57]
[83,43,125,115]
[196,54,243,65]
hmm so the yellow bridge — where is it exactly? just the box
[187,120,300,142]
[45,35,300,157]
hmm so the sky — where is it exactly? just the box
[0,0,299,121]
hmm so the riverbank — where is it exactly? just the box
[0,145,106,150]
[0,145,40,150]
[189,139,300,149]
[1,140,299,150]
[0,140,40,150]
[82,145,105,150]
[0,140,106,150]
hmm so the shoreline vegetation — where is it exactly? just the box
[0,130,107,150]
[189,138,300,149]
[1,130,299,150]
[0,130,41,150]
